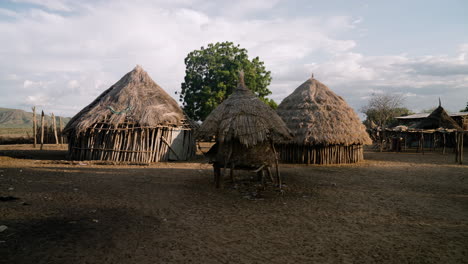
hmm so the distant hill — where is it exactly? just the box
[0,107,71,128]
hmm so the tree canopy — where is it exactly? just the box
[360,93,411,128]
[179,42,275,121]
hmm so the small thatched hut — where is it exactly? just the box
[64,65,196,162]
[276,75,371,164]
[412,104,462,130]
[409,103,464,162]
[197,72,292,188]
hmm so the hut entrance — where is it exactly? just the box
[168,128,192,161]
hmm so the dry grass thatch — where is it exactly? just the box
[277,76,371,146]
[412,105,463,131]
[64,65,189,135]
[197,72,292,147]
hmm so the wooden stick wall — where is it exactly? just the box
[277,144,364,164]
[68,122,195,163]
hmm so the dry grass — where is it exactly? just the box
[0,128,33,145]
[0,128,31,137]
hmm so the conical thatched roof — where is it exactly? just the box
[197,72,292,147]
[413,105,462,130]
[277,76,371,146]
[64,65,187,134]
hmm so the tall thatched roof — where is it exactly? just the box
[197,72,292,147]
[277,76,371,146]
[412,105,462,130]
[64,65,187,134]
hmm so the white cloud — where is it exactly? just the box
[0,1,467,116]
[12,0,72,11]
[0,8,19,17]
[25,94,51,106]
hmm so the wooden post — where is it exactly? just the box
[442,133,446,155]
[421,132,425,155]
[32,106,37,148]
[380,129,385,152]
[460,132,464,165]
[432,133,436,151]
[40,110,45,150]
[52,113,59,145]
[455,132,459,163]
[416,135,421,153]
[271,141,282,189]
[214,163,222,188]
[403,134,407,152]
[59,117,64,144]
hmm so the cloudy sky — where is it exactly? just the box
[1,0,467,117]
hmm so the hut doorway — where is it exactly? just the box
[168,129,192,161]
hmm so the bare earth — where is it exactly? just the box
[0,145,467,264]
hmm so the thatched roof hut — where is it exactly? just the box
[276,75,371,164]
[64,65,196,162]
[197,72,292,188]
[412,104,462,131]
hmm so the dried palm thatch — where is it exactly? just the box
[276,75,371,164]
[64,65,186,134]
[412,105,462,130]
[64,65,196,162]
[198,71,292,188]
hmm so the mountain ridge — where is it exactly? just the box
[0,107,71,128]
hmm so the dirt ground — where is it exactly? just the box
[0,144,467,264]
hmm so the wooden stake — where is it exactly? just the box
[455,132,459,163]
[460,132,464,165]
[271,141,281,189]
[32,106,37,148]
[421,132,425,155]
[442,133,446,155]
[59,117,64,144]
[40,111,45,150]
[214,163,221,188]
[51,113,59,145]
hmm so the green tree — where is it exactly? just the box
[179,42,275,121]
